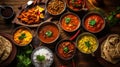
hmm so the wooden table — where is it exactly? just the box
[0,0,120,67]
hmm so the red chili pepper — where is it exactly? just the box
[37,10,41,15]
[70,30,80,40]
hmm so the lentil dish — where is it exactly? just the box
[77,33,98,54]
[13,27,33,46]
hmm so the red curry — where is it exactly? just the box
[67,0,83,11]
[57,41,75,59]
[61,13,80,32]
[84,14,104,33]
[38,24,59,43]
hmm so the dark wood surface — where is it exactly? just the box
[0,0,120,67]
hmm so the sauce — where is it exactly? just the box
[67,0,83,11]
[57,41,75,59]
[38,24,59,43]
[84,14,104,33]
[61,13,80,32]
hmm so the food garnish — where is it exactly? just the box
[45,30,53,37]
[36,55,45,62]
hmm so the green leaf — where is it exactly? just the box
[89,20,96,26]
[65,17,71,24]
[19,33,26,40]
[85,41,91,48]
[45,30,53,37]
[36,55,45,61]
[63,47,69,53]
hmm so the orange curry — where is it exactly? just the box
[38,24,59,43]
[61,13,80,32]
[84,14,104,33]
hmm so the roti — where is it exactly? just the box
[0,35,12,63]
[0,36,6,57]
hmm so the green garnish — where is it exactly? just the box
[45,30,53,37]
[85,41,91,48]
[36,55,45,62]
[72,0,75,3]
[19,33,26,40]
[89,20,96,26]
[63,47,69,53]
[65,17,71,24]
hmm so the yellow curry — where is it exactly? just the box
[13,28,32,46]
[77,35,98,54]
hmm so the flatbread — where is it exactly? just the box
[101,34,120,64]
[0,36,6,57]
[0,36,12,63]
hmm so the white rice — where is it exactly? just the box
[32,47,53,67]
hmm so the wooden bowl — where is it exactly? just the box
[59,12,81,32]
[37,22,60,44]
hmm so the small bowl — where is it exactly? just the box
[12,26,33,46]
[0,5,14,19]
[31,46,54,67]
[59,12,81,32]
[76,32,99,54]
[46,0,66,16]
[37,22,60,44]
[66,0,86,12]
[82,12,105,33]
[55,40,76,60]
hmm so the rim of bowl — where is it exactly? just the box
[82,12,106,33]
[12,26,33,46]
[59,12,81,32]
[37,22,60,44]
[31,46,54,67]
[66,0,86,12]
[55,40,76,60]
[46,0,66,16]
[0,5,14,19]
[76,32,99,54]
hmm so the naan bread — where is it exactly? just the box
[0,36,6,57]
[101,34,120,64]
[0,35,12,63]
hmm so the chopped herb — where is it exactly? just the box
[65,17,71,24]
[85,41,91,48]
[45,30,53,37]
[19,33,26,40]
[72,0,75,3]
[89,20,96,26]
[36,55,45,62]
[63,47,69,53]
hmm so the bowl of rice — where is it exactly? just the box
[31,46,54,67]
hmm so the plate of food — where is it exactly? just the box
[13,2,45,27]
[0,33,17,67]
[95,34,120,67]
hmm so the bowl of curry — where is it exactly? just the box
[13,26,33,46]
[38,22,60,44]
[66,0,85,11]
[55,40,76,60]
[60,12,81,32]
[76,32,99,54]
[82,12,105,33]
